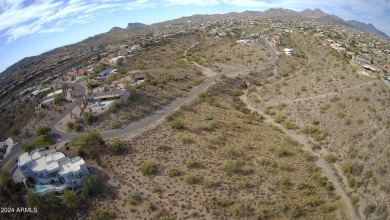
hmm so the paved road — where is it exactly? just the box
[0,39,278,171]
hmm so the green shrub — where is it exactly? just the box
[184,173,200,184]
[325,153,337,163]
[110,139,125,155]
[227,203,243,217]
[185,158,200,168]
[171,119,185,130]
[140,161,158,176]
[167,168,181,177]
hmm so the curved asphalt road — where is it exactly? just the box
[0,39,278,171]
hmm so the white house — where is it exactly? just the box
[18,150,90,194]
[330,43,346,53]
[284,48,294,56]
[237,39,254,44]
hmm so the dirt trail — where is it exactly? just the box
[240,91,361,220]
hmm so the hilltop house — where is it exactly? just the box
[85,89,127,103]
[18,150,90,193]
[96,68,117,81]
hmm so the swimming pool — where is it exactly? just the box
[91,103,106,109]
[34,185,48,193]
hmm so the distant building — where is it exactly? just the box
[330,43,346,53]
[96,68,117,81]
[18,150,90,194]
[271,35,281,45]
[134,74,147,83]
[284,48,294,56]
[109,56,125,64]
[237,39,254,44]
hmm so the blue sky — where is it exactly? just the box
[0,0,389,73]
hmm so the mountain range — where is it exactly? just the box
[1,8,389,78]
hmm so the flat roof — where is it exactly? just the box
[58,157,85,175]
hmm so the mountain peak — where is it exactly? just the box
[126,23,146,29]
[347,20,389,39]
[299,8,328,18]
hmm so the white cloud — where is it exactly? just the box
[163,0,219,6]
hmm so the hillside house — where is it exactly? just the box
[96,68,117,81]
[134,74,147,83]
[18,150,90,194]
[85,89,127,103]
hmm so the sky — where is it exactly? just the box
[0,0,389,73]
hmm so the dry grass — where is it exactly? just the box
[249,32,390,219]
[90,78,340,219]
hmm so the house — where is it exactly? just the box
[109,56,125,64]
[85,89,127,103]
[134,74,147,83]
[362,64,378,76]
[96,68,117,81]
[130,44,142,51]
[284,48,294,56]
[330,43,346,53]
[18,150,90,194]
[271,35,281,45]
[71,64,83,72]
[236,39,254,44]
[37,89,64,108]
[323,39,334,46]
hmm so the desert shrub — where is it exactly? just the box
[312,130,328,141]
[273,114,284,123]
[227,203,243,217]
[157,144,170,151]
[203,179,221,188]
[222,160,243,176]
[184,173,200,184]
[129,191,143,205]
[325,153,337,163]
[282,119,297,129]
[181,136,194,144]
[222,145,240,159]
[140,161,158,176]
[300,125,318,134]
[185,158,200,168]
[350,195,360,205]
[167,168,181,177]
[171,119,185,130]
[110,139,125,155]
[342,162,364,176]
